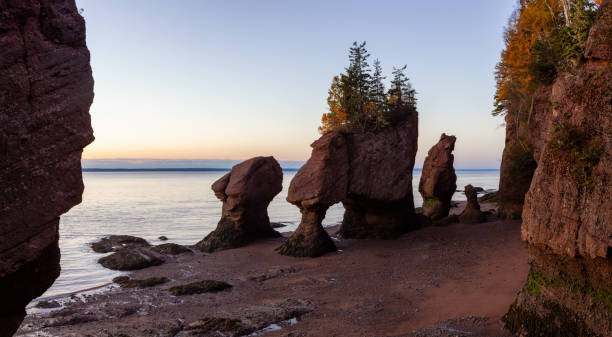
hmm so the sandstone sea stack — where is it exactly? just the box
[504,2,612,335]
[278,113,418,257]
[196,156,283,253]
[418,133,457,220]
[0,0,94,335]
[458,185,486,224]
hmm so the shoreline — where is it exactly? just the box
[18,200,526,336]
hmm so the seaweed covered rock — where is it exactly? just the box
[276,132,346,257]
[90,235,150,253]
[112,276,169,288]
[151,243,192,255]
[195,157,283,252]
[98,249,164,271]
[339,116,419,238]
[505,3,612,335]
[168,280,232,296]
[418,133,457,220]
[458,185,486,224]
[0,0,94,333]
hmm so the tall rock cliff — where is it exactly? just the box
[0,0,94,335]
[504,2,612,335]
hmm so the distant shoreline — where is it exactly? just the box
[82,168,500,172]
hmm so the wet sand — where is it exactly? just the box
[17,202,528,336]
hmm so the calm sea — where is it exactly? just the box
[34,169,499,302]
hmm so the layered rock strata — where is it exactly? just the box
[418,133,457,220]
[196,157,283,252]
[504,3,612,335]
[0,0,94,334]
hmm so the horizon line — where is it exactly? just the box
[82,168,500,172]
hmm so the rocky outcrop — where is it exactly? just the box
[418,133,457,220]
[0,0,94,334]
[279,114,418,257]
[196,157,283,252]
[90,235,150,253]
[458,185,486,224]
[504,3,612,335]
[276,132,347,257]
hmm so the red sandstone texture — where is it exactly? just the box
[196,157,283,253]
[277,132,348,257]
[341,115,419,239]
[418,133,457,220]
[0,0,94,335]
[504,2,612,335]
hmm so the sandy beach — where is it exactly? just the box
[16,201,528,337]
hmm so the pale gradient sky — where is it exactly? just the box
[77,0,516,169]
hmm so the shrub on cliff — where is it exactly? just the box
[319,41,417,134]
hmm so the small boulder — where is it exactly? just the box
[90,235,150,253]
[195,157,283,252]
[458,185,486,224]
[151,243,192,255]
[158,236,168,241]
[112,276,169,288]
[418,133,457,220]
[168,280,232,296]
[35,300,61,309]
[98,249,164,271]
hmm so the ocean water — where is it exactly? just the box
[35,169,499,302]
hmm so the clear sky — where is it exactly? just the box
[77,0,517,169]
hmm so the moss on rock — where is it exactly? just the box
[112,276,169,288]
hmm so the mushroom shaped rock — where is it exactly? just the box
[195,156,283,252]
[276,132,348,257]
[418,133,457,220]
[458,185,486,224]
[340,115,419,238]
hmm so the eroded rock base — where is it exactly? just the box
[196,215,280,253]
[340,200,418,239]
[276,209,336,257]
[503,247,612,337]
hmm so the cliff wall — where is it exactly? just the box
[0,0,94,334]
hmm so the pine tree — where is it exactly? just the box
[344,41,371,130]
[369,59,388,129]
[387,65,417,123]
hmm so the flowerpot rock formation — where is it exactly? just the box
[504,3,612,335]
[418,133,457,220]
[196,156,283,253]
[278,113,418,257]
[0,0,94,335]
